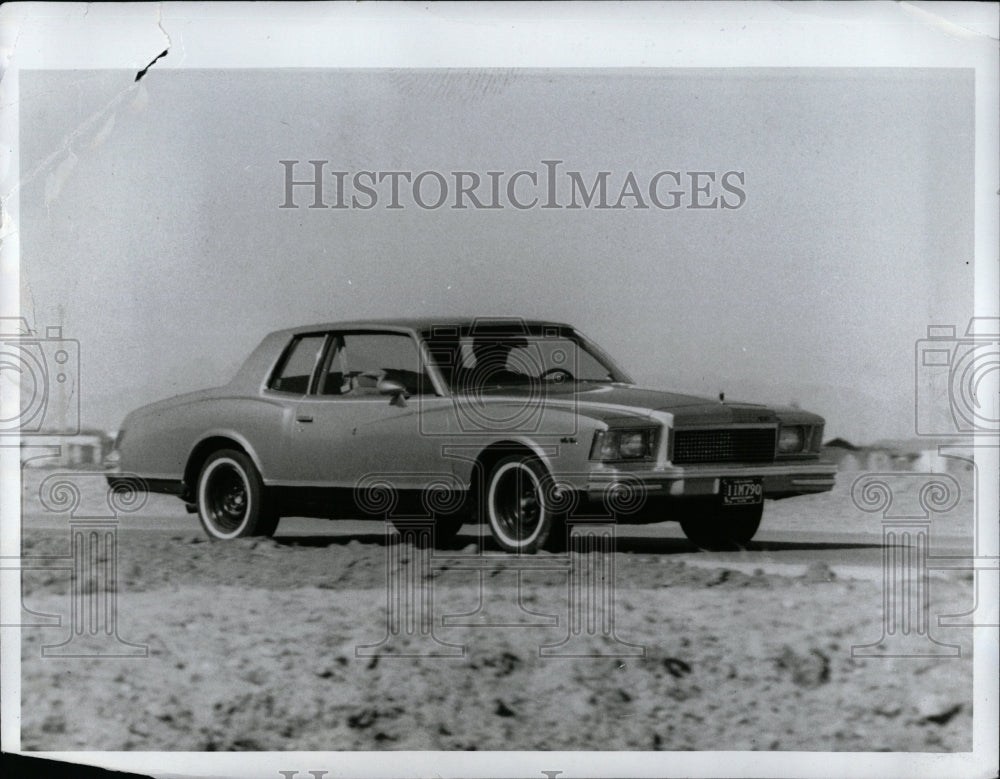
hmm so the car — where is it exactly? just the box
[107,317,836,552]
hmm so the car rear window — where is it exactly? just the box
[269,334,326,393]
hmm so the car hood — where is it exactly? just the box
[471,383,819,426]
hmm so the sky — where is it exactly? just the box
[19,67,974,444]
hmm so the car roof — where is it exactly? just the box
[270,317,574,338]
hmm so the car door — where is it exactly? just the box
[283,330,454,492]
[261,331,333,483]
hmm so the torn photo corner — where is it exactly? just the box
[0,2,997,779]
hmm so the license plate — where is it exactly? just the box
[721,478,763,506]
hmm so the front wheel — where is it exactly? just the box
[196,449,279,540]
[485,455,557,554]
[679,501,763,551]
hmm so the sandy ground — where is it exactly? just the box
[15,468,978,752]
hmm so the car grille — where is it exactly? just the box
[672,428,776,464]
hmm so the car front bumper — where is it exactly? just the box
[585,461,837,501]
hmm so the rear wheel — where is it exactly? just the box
[485,455,556,554]
[196,449,279,540]
[679,501,763,551]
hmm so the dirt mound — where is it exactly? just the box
[20,528,797,597]
[20,572,974,752]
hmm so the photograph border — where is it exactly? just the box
[1,3,997,777]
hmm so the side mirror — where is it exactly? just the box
[377,378,410,407]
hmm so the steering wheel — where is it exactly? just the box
[539,367,575,383]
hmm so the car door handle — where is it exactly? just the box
[296,414,314,423]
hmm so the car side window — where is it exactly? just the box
[268,334,326,394]
[318,332,430,397]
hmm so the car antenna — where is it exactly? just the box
[719,391,725,404]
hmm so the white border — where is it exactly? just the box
[1,2,997,778]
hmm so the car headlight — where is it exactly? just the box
[777,425,805,453]
[590,428,657,461]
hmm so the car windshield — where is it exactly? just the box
[422,327,631,392]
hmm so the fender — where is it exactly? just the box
[186,428,268,482]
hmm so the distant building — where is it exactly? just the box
[822,438,863,470]
[20,430,115,469]
[823,436,973,474]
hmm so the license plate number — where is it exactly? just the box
[721,478,763,506]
